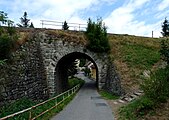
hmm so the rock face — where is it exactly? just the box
[0,30,123,106]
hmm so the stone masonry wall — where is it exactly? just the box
[36,31,123,96]
[0,34,49,107]
[0,29,124,106]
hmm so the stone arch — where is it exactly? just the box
[38,33,123,96]
[54,52,99,94]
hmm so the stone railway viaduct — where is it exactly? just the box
[0,29,123,106]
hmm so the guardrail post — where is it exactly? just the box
[41,20,44,28]
[63,94,64,100]
[29,109,32,120]
[0,84,81,120]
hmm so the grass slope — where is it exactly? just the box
[108,34,161,93]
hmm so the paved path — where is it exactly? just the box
[51,73,114,120]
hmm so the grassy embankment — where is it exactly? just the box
[108,34,161,93]
[108,34,169,119]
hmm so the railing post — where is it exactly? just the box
[63,94,64,100]
[55,97,57,107]
[41,20,44,28]
[29,109,32,120]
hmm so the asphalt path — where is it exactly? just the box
[51,73,114,120]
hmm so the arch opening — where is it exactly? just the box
[54,52,99,94]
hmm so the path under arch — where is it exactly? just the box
[51,73,114,120]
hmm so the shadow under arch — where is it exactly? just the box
[54,52,99,94]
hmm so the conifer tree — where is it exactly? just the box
[85,17,110,53]
[17,12,30,28]
[29,22,34,28]
[161,18,169,37]
[62,21,69,30]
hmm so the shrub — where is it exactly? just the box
[119,96,155,119]
[0,11,17,61]
[0,27,17,60]
[0,34,13,60]
[68,77,85,88]
[85,18,110,53]
[160,39,169,64]
[141,66,169,103]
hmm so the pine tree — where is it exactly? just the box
[29,22,34,28]
[85,17,110,53]
[62,21,69,30]
[17,12,30,28]
[161,18,169,37]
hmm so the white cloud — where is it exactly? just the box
[4,0,106,25]
[158,0,169,11]
[104,0,161,37]
[0,0,166,37]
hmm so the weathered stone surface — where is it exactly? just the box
[0,30,123,106]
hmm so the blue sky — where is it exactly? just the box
[1,0,169,37]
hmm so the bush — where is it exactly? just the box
[160,39,169,64]
[85,18,110,53]
[141,39,169,103]
[0,27,17,60]
[0,11,17,60]
[0,34,13,60]
[68,77,85,88]
[0,98,36,118]
[119,96,155,120]
[141,66,169,103]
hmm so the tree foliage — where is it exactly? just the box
[0,11,17,60]
[0,11,14,27]
[0,11,8,25]
[160,39,169,64]
[141,39,169,103]
[17,12,34,28]
[85,18,110,53]
[29,22,34,28]
[62,21,69,30]
[67,61,77,77]
[161,18,169,37]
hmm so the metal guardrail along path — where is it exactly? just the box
[0,84,80,120]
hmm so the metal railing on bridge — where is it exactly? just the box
[40,20,87,31]
[0,84,80,120]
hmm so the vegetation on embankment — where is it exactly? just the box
[0,78,85,120]
[99,90,119,100]
[119,65,169,120]
[113,37,169,120]
[108,34,161,93]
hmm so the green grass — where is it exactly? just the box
[99,90,119,100]
[119,66,169,120]
[0,91,77,120]
[121,43,160,69]
[68,77,85,88]
[119,96,155,120]
[0,98,37,119]
[0,78,85,120]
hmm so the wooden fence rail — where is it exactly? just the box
[0,84,80,120]
[40,20,87,31]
